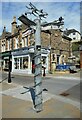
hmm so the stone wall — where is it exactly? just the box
[41,29,70,60]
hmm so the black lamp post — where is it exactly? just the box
[8,51,11,83]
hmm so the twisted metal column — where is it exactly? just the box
[34,18,43,112]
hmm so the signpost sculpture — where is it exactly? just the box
[18,2,48,112]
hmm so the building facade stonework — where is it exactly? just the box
[0,16,72,73]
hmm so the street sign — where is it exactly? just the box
[18,14,36,26]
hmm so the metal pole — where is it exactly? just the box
[34,18,42,112]
[8,52,11,83]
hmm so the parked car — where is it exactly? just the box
[69,64,78,73]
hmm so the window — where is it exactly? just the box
[23,57,28,69]
[73,32,75,35]
[14,56,28,69]
[14,58,19,69]
[16,38,18,48]
[73,37,76,40]
[5,60,9,69]
[20,57,23,69]
[57,55,60,64]
[8,40,11,50]
[52,54,55,61]
[26,37,28,46]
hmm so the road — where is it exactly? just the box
[0,71,80,102]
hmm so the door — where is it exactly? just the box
[32,59,35,73]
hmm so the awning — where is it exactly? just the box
[0,51,11,57]
[4,57,9,59]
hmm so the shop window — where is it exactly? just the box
[23,57,28,69]
[20,57,23,69]
[5,60,9,69]
[14,56,28,69]
[14,58,19,69]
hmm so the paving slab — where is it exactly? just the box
[2,82,19,91]
[2,86,54,103]
[2,95,80,118]
[0,79,81,119]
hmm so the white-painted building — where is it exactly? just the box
[41,21,64,31]
[64,29,81,43]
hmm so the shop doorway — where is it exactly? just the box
[32,59,35,73]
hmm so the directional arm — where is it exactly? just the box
[25,2,48,19]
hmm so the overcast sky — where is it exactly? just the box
[0,1,80,35]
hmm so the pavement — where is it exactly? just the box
[0,70,81,119]
[11,70,81,81]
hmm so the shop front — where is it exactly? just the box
[12,46,49,74]
[0,51,12,71]
[12,47,32,74]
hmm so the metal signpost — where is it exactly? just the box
[34,18,42,112]
[18,2,48,112]
[18,3,64,112]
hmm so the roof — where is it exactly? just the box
[6,32,19,40]
[62,35,72,41]
[0,31,11,40]
[41,21,64,27]
[6,26,32,40]
[63,29,81,36]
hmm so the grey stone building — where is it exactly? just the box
[0,16,72,73]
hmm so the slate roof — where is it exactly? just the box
[63,29,80,36]
[0,31,11,40]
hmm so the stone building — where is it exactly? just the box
[0,26,11,52]
[0,16,72,73]
[63,29,81,66]
[41,29,72,72]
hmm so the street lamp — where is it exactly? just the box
[8,51,11,83]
